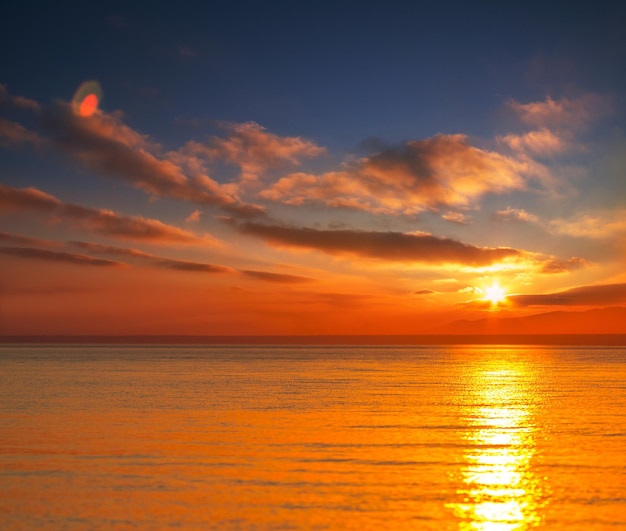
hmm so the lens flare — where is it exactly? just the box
[79,93,99,117]
[72,80,102,117]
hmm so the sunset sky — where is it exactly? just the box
[1,2,625,335]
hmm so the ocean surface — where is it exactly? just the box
[0,345,625,530]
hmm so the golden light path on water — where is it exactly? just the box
[449,357,545,530]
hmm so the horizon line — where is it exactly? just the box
[2,334,626,346]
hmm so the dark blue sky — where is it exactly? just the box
[3,1,624,148]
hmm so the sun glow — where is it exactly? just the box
[485,282,506,305]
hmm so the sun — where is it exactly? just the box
[484,282,506,305]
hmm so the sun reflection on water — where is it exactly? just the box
[449,358,545,530]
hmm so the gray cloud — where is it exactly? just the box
[510,283,626,306]
[230,220,521,266]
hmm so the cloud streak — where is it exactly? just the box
[0,184,219,245]
[0,246,123,267]
[510,283,626,307]
[1,231,319,284]
[0,84,40,111]
[67,241,232,273]
[240,270,315,284]
[0,231,57,247]
[231,220,521,265]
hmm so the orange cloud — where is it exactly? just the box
[508,94,608,129]
[0,118,44,147]
[261,134,535,215]
[0,185,60,212]
[230,220,521,266]
[498,128,568,157]
[42,103,264,218]
[181,121,325,183]
[0,185,218,245]
[186,209,202,223]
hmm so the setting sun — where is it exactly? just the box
[485,282,506,305]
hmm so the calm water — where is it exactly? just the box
[0,346,625,530]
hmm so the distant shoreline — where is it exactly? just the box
[2,334,626,346]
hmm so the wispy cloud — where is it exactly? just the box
[539,256,588,274]
[442,211,472,225]
[185,209,202,223]
[179,121,325,183]
[67,241,232,273]
[0,231,58,247]
[0,184,219,245]
[230,220,522,266]
[507,94,608,130]
[0,118,44,147]
[0,84,40,111]
[498,128,569,157]
[1,231,321,284]
[549,210,626,239]
[492,206,539,223]
[72,241,319,280]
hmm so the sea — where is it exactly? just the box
[0,345,624,530]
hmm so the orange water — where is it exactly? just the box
[0,346,624,530]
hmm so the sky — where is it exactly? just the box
[1,1,626,335]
